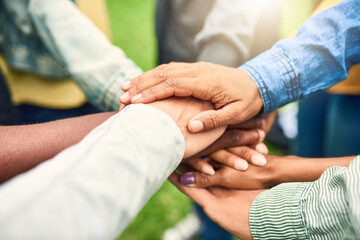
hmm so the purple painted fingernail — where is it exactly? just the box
[180,173,195,185]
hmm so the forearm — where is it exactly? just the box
[240,0,360,113]
[0,105,185,239]
[274,155,354,184]
[0,112,115,183]
[250,156,360,239]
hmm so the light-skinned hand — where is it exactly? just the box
[146,97,226,158]
[120,62,263,133]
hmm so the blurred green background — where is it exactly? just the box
[105,0,314,239]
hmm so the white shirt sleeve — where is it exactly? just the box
[0,104,185,240]
[196,0,278,67]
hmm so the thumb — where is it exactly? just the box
[187,109,227,133]
[188,104,238,133]
[180,171,220,188]
[188,102,256,133]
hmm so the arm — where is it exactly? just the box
[171,156,360,239]
[0,112,115,183]
[178,154,354,189]
[250,156,360,239]
[27,0,143,111]
[0,98,225,239]
[121,0,360,131]
[241,0,360,113]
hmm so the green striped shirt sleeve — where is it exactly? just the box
[249,156,360,239]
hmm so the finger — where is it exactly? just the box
[169,172,216,207]
[188,102,255,133]
[250,142,269,154]
[179,171,220,188]
[193,129,264,158]
[175,163,194,175]
[130,77,196,104]
[228,146,267,167]
[230,117,266,130]
[119,103,126,111]
[184,157,215,175]
[210,150,249,171]
[120,63,194,102]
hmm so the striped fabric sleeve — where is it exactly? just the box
[249,156,360,239]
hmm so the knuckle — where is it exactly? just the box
[134,82,142,92]
[220,152,232,165]
[207,113,221,129]
[164,78,180,90]
[196,174,210,186]
[154,69,169,81]
[146,86,157,97]
[230,130,244,145]
[156,63,169,71]
[239,147,252,160]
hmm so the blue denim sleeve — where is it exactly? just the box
[240,0,360,114]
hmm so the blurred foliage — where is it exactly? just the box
[106,0,158,72]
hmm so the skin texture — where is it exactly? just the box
[0,112,116,183]
[178,154,354,189]
[0,97,226,183]
[171,155,355,239]
[169,172,261,240]
[183,111,277,174]
[119,62,263,133]
[147,97,226,158]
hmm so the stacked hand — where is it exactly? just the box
[120,62,264,133]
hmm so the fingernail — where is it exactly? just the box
[189,120,203,132]
[258,130,266,141]
[252,155,267,166]
[234,159,248,171]
[202,166,215,175]
[119,92,129,102]
[255,143,268,154]
[180,173,195,185]
[131,93,142,102]
[122,81,131,90]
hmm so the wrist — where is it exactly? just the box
[238,69,264,116]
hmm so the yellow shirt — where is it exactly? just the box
[0,0,111,109]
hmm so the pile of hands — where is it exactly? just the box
[118,62,299,239]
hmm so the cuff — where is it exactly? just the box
[250,182,310,239]
[240,49,299,114]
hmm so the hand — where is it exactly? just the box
[120,62,263,133]
[183,144,268,175]
[180,112,276,174]
[178,154,355,189]
[169,172,263,240]
[147,97,226,158]
[231,111,277,134]
[183,127,267,174]
[178,153,280,189]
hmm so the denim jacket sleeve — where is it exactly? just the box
[28,0,143,111]
[240,0,360,114]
